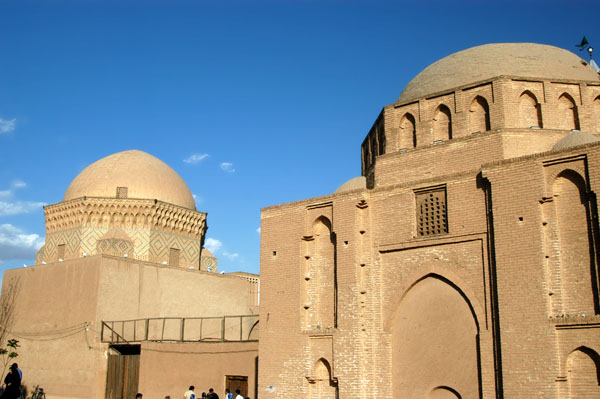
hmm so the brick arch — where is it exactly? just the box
[428,386,462,399]
[304,216,335,330]
[433,104,452,141]
[594,96,600,133]
[553,169,598,315]
[399,112,417,149]
[558,93,580,130]
[308,358,337,399]
[567,346,600,397]
[391,274,481,399]
[312,216,332,236]
[519,90,542,128]
[469,95,490,133]
[384,266,484,333]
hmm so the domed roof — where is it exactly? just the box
[552,131,600,151]
[398,43,600,103]
[64,150,196,209]
[334,176,366,193]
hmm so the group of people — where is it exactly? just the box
[136,386,249,399]
[1,363,22,399]
[184,386,247,399]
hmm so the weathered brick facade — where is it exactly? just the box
[259,43,600,398]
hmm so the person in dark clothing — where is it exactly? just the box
[207,388,219,399]
[1,363,21,399]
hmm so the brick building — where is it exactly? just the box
[258,43,600,398]
[2,150,259,399]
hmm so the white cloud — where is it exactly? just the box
[12,180,26,189]
[192,193,203,206]
[184,153,209,164]
[0,190,11,199]
[256,227,261,234]
[220,162,235,173]
[223,251,239,260]
[0,224,45,262]
[204,237,222,254]
[0,201,46,216]
[0,118,16,134]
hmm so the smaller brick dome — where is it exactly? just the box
[335,176,366,193]
[552,131,600,151]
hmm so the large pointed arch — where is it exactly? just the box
[392,274,481,399]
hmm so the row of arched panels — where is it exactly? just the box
[362,90,597,171]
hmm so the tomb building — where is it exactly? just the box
[3,150,259,399]
[259,43,600,399]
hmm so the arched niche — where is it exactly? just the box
[392,275,480,399]
[519,91,542,128]
[553,170,597,314]
[567,347,600,398]
[308,358,337,399]
[469,96,490,133]
[557,93,580,131]
[304,217,335,330]
[594,96,600,133]
[433,104,452,142]
[428,386,462,399]
[399,113,417,149]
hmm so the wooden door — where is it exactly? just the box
[226,375,248,397]
[105,354,140,399]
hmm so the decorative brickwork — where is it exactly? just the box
[261,43,600,399]
[38,196,207,268]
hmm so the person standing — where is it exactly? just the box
[184,386,196,399]
[207,388,219,399]
[1,364,21,399]
[135,394,143,399]
[225,388,232,399]
[234,389,243,399]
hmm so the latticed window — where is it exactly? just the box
[415,186,448,236]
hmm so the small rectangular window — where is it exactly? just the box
[169,248,180,267]
[57,244,66,260]
[415,185,448,237]
[116,187,128,199]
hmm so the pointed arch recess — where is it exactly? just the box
[433,104,452,141]
[400,113,417,149]
[304,216,335,330]
[553,169,597,314]
[519,91,542,128]
[594,96,600,133]
[392,275,480,399]
[558,93,580,130]
[469,96,490,133]
[567,346,600,398]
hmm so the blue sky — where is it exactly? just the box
[1,0,599,276]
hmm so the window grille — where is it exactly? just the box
[415,186,448,236]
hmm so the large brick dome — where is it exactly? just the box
[398,43,600,103]
[63,150,196,209]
